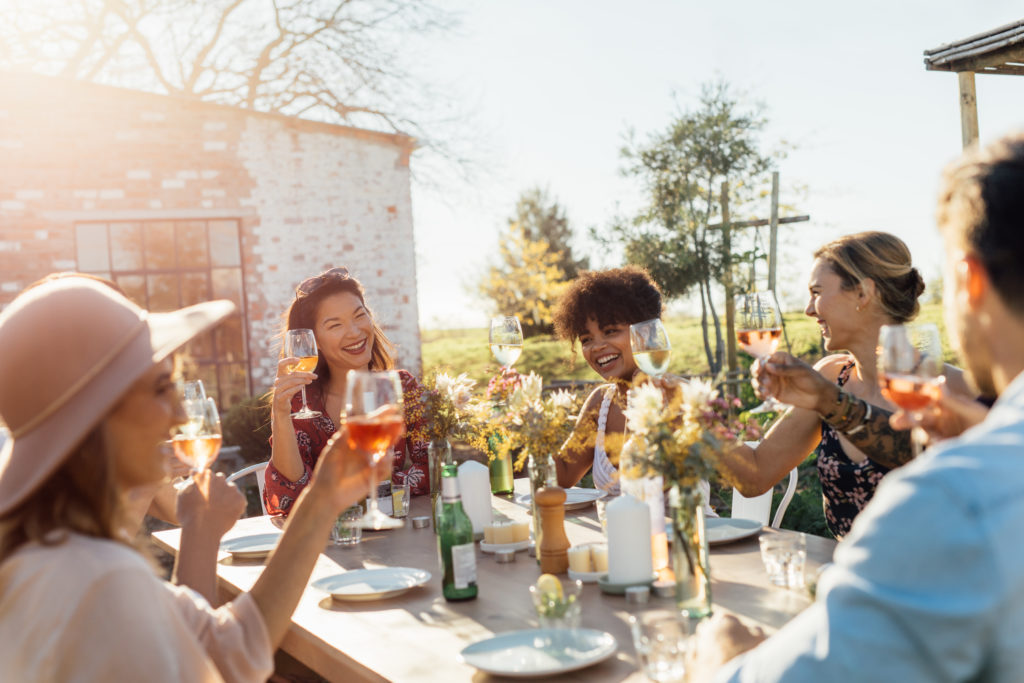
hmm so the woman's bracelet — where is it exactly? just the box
[820,390,870,434]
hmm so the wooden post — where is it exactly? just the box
[767,171,780,292]
[721,181,737,384]
[958,71,979,148]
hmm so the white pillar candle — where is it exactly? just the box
[457,460,492,536]
[591,543,609,573]
[606,494,653,584]
[567,545,593,572]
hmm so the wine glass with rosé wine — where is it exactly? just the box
[878,323,944,456]
[736,291,786,414]
[344,370,406,530]
[170,396,223,483]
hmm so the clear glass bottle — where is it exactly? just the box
[437,463,478,601]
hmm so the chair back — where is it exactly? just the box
[226,462,269,516]
[730,442,798,529]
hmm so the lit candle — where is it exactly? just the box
[457,460,492,538]
[606,494,653,584]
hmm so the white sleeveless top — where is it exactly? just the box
[592,384,621,495]
[591,383,717,516]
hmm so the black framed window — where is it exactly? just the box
[74,219,249,408]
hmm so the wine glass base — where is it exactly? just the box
[748,398,784,415]
[355,509,404,530]
[291,408,322,419]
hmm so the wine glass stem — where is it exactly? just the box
[366,453,383,516]
[300,385,311,412]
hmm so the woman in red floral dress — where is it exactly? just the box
[263,267,428,516]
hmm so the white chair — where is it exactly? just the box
[226,462,269,516]
[730,442,798,529]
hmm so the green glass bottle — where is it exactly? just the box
[437,463,478,601]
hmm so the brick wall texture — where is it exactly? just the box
[0,71,421,398]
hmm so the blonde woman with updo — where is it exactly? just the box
[719,231,969,539]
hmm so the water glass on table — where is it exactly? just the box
[629,609,692,683]
[391,472,410,518]
[331,505,363,546]
[529,576,583,629]
[759,533,807,589]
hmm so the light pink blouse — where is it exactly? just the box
[0,531,273,682]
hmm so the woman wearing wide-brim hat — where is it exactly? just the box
[0,276,387,681]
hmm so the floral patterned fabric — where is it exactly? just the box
[817,358,890,539]
[263,369,429,516]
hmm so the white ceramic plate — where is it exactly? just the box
[220,532,282,559]
[458,628,617,678]
[706,517,763,546]
[311,567,431,602]
[480,540,531,554]
[518,487,606,511]
[567,568,604,584]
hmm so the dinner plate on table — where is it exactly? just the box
[311,567,431,602]
[458,628,617,678]
[220,532,282,560]
[479,540,531,554]
[518,487,606,511]
[705,517,763,546]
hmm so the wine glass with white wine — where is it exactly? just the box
[284,328,321,419]
[629,318,672,379]
[489,316,523,367]
[736,291,785,414]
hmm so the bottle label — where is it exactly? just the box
[442,476,461,504]
[451,542,477,589]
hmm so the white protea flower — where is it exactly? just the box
[624,382,664,435]
[508,385,529,412]
[549,389,577,411]
[444,372,475,410]
[521,372,544,403]
[679,378,717,414]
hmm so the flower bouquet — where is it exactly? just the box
[622,379,761,616]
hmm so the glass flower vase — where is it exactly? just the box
[527,453,556,552]
[428,438,452,533]
[669,483,712,618]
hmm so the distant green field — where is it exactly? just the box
[422,302,951,385]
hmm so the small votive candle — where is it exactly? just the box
[495,549,516,564]
[411,516,430,529]
[625,585,650,605]
[652,579,676,599]
[567,545,593,573]
[591,543,609,573]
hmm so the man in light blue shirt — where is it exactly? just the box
[692,132,1024,681]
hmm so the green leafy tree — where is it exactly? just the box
[617,82,775,375]
[512,187,589,280]
[478,222,568,337]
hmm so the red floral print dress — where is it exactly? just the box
[263,369,429,516]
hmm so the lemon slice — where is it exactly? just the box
[536,573,563,600]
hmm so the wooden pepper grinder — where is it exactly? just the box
[535,485,570,574]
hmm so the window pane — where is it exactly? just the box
[211,268,242,306]
[215,315,245,362]
[176,221,209,269]
[147,274,179,311]
[145,222,176,269]
[209,220,241,267]
[110,223,144,271]
[218,363,249,408]
[181,272,210,307]
[75,224,110,272]
[115,275,146,307]
[183,330,215,362]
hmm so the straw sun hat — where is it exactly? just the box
[0,276,235,516]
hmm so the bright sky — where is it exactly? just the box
[409,1,1024,329]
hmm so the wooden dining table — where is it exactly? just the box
[152,479,836,682]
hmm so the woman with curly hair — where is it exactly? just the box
[552,266,665,493]
[264,267,429,516]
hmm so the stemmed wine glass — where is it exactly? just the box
[878,323,944,455]
[171,397,223,475]
[489,316,523,367]
[629,318,672,379]
[345,370,405,530]
[182,379,207,431]
[736,291,785,414]
[285,328,321,419]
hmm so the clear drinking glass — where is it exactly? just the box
[758,533,807,589]
[629,610,692,682]
[878,322,944,455]
[735,291,785,414]
[284,328,321,419]
[345,370,405,530]
[170,397,223,474]
[629,318,672,379]
[529,578,583,629]
[489,315,524,367]
[331,505,364,546]
[391,472,410,518]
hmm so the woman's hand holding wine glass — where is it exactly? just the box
[284,328,322,419]
[344,370,405,530]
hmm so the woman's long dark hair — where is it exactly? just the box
[281,271,395,386]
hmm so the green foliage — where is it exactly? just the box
[512,186,589,280]
[221,395,272,466]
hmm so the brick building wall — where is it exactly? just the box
[0,71,421,406]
